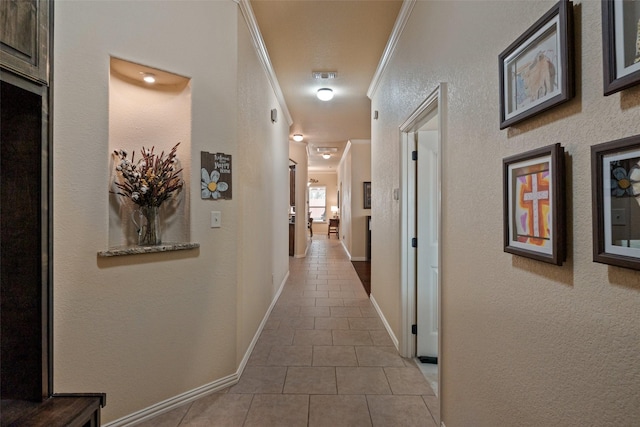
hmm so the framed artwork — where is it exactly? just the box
[503,143,566,265]
[591,135,640,270]
[363,182,371,209]
[499,0,574,129]
[602,0,640,95]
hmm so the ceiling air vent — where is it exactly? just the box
[312,71,337,79]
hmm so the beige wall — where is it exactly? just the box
[54,1,288,423]
[289,141,310,257]
[236,9,291,365]
[338,140,371,260]
[371,1,640,425]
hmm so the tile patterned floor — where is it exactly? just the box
[138,236,439,426]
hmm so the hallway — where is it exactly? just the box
[139,236,438,426]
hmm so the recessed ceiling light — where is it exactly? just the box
[317,88,334,101]
[322,153,331,159]
[293,134,304,142]
[142,72,156,83]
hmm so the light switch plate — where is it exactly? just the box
[211,211,221,228]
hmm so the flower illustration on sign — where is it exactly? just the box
[201,168,229,199]
[611,162,640,197]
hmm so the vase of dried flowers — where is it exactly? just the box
[112,143,183,246]
[133,205,161,246]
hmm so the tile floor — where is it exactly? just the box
[138,236,439,426]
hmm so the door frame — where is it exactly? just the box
[399,83,445,390]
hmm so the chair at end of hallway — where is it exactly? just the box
[328,218,339,238]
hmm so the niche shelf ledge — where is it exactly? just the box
[98,242,199,257]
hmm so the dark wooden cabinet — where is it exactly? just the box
[0,0,50,84]
[289,165,296,206]
[289,223,295,256]
[1,2,106,424]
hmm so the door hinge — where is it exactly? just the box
[412,238,417,248]
[411,324,417,335]
[412,150,418,161]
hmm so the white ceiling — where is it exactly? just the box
[250,0,403,172]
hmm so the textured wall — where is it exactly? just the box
[350,141,372,259]
[289,141,310,257]
[371,0,640,425]
[236,11,290,360]
[54,0,288,422]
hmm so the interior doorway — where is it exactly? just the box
[399,84,445,398]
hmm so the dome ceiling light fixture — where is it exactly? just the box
[292,134,304,142]
[141,72,156,83]
[316,88,334,101]
[322,153,331,160]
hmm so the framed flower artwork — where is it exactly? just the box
[503,143,566,265]
[499,0,574,129]
[602,0,640,95]
[591,135,640,270]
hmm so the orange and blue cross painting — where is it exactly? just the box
[515,163,551,247]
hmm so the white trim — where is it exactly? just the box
[237,0,293,126]
[104,271,290,427]
[104,374,239,426]
[338,140,352,171]
[367,0,416,99]
[399,83,446,408]
[370,295,400,350]
[341,239,352,259]
[237,271,289,377]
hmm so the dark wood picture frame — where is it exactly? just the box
[602,0,640,95]
[503,143,566,265]
[499,0,574,129]
[363,181,371,209]
[591,135,640,270]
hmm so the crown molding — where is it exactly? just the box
[367,0,416,99]
[237,0,293,126]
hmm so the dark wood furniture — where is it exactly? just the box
[328,218,339,238]
[366,215,371,261]
[289,222,295,256]
[2,394,106,427]
[1,3,106,424]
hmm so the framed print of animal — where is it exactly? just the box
[499,0,574,129]
[602,0,640,95]
[592,135,640,270]
[503,143,566,265]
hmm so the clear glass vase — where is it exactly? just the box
[137,205,161,246]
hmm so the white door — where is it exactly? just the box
[416,129,439,359]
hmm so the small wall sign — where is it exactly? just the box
[201,151,232,200]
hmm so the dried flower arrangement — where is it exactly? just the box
[112,142,184,207]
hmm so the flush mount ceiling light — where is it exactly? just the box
[322,153,331,159]
[293,134,304,142]
[141,72,156,83]
[317,88,334,101]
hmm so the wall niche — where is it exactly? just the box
[108,57,192,249]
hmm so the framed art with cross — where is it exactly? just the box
[503,143,566,265]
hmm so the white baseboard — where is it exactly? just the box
[237,271,289,377]
[370,294,400,350]
[104,373,238,427]
[105,272,290,427]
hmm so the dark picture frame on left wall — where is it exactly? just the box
[363,181,371,209]
[499,0,574,129]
